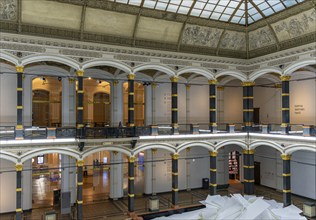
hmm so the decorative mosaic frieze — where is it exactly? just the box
[236,65,260,71]
[0,0,17,21]
[161,59,191,66]
[249,26,276,50]
[182,24,223,48]
[219,31,246,51]
[272,8,316,41]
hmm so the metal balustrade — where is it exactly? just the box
[0,123,314,140]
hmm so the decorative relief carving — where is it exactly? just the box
[0,0,17,21]
[201,63,228,70]
[267,56,299,66]
[114,54,150,62]
[60,49,102,58]
[249,26,276,50]
[0,42,45,53]
[220,31,246,51]
[182,24,223,48]
[161,59,191,66]
[236,65,260,71]
[272,8,316,41]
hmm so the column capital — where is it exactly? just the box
[15,163,23,171]
[151,82,157,88]
[76,70,84,77]
[281,154,291,160]
[171,153,179,160]
[185,84,191,90]
[170,76,178,83]
[129,156,136,163]
[16,66,24,73]
[209,151,218,157]
[152,148,157,154]
[76,160,84,167]
[275,83,282,88]
[113,80,119,86]
[217,86,224,91]
[241,81,255,87]
[280,75,291,81]
[243,149,255,154]
[127,74,135,80]
[208,79,217,85]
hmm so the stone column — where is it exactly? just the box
[62,77,76,126]
[186,84,190,124]
[243,150,254,195]
[280,76,291,134]
[15,163,23,220]
[152,83,157,125]
[170,77,179,134]
[111,80,124,126]
[209,80,217,133]
[76,160,84,220]
[128,156,135,212]
[144,149,154,194]
[281,154,291,207]
[145,84,153,125]
[77,70,85,151]
[171,153,179,207]
[242,82,255,132]
[16,66,24,139]
[109,151,123,199]
[127,74,135,127]
[209,151,217,195]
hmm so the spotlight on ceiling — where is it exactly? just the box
[41,77,46,81]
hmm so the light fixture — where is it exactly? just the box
[41,77,46,81]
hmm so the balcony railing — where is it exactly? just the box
[0,123,314,140]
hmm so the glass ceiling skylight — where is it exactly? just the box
[111,0,304,25]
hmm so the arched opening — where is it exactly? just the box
[32,77,62,127]
[82,78,111,127]
[123,82,144,126]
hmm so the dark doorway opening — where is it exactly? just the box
[253,108,260,124]
[254,161,261,185]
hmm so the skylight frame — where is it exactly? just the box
[111,0,305,26]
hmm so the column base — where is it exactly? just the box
[281,125,290,134]
[172,126,179,135]
[209,126,217,133]
[171,205,180,209]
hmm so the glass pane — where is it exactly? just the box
[195,1,206,10]
[128,0,142,6]
[167,4,178,12]
[220,14,230,21]
[191,9,202,16]
[262,7,274,16]
[200,10,212,18]
[156,2,167,10]
[210,12,221,19]
[143,0,156,8]
[205,3,216,11]
[178,6,190,14]
[214,5,225,13]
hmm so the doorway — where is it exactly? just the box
[253,108,260,124]
[254,161,261,185]
[228,151,240,182]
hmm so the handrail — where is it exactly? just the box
[0,123,314,140]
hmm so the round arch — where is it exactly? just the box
[133,64,175,77]
[82,59,131,74]
[177,141,215,153]
[20,148,80,163]
[215,70,247,82]
[82,145,132,159]
[215,140,248,151]
[21,54,80,70]
[249,67,282,82]
[177,67,214,80]
[249,140,284,154]
[283,58,316,76]
[26,65,72,77]
[0,151,19,164]
[0,50,19,66]
[132,143,176,155]
[284,144,316,155]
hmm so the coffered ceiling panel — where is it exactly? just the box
[22,0,81,30]
[84,8,136,37]
[135,16,182,43]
